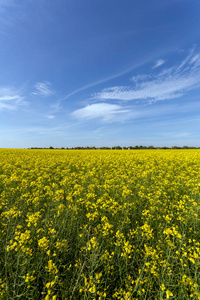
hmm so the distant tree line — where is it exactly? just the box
[29,145,200,150]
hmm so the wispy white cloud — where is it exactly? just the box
[0,87,24,110]
[153,59,165,69]
[131,74,151,83]
[72,96,200,124]
[46,115,55,119]
[32,81,54,96]
[0,102,16,110]
[61,55,161,101]
[95,50,200,103]
[0,95,20,101]
[72,103,131,122]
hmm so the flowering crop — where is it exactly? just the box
[0,149,200,299]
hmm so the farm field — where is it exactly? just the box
[0,149,200,299]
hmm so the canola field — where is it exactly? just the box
[0,149,200,300]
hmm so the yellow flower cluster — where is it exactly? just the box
[0,148,200,299]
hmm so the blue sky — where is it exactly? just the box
[1,0,200,148]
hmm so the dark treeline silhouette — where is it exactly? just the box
[29,145,200,150]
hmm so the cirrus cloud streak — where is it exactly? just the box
[94,51,200,103]
[32,81,54,96]
[0,86,24,110]
[72,103,131,122]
